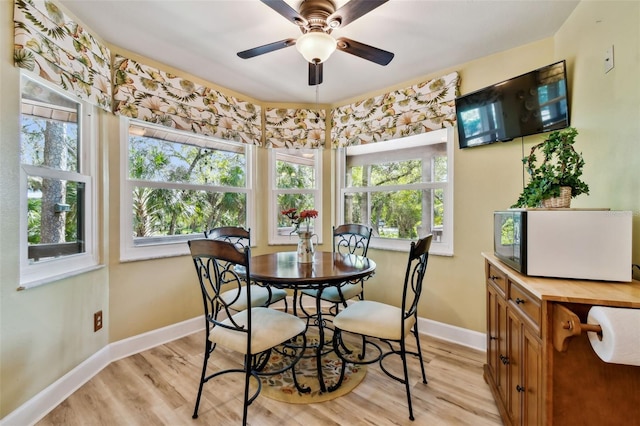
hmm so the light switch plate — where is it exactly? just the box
[604,45,614,73]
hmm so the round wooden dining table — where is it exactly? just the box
[249,251,376,392]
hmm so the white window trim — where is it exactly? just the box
[336,128,454,255]
[19,73,99,289]
[268,148,323,245]
[119,118,256,261]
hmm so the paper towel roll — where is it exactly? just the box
[587,306,640,366]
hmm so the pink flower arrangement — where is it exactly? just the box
[281,208,319,233]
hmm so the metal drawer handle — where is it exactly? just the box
[515,297,525,304]
[490,275,500,280]
[490,335,498,341]
[500,355,510,365]
[516,385,525,392]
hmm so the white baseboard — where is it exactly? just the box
[418,317,486,352]
[0,317,203,426]
[0,346,111,426]
[1,300,485,425]
[109,316,203,362]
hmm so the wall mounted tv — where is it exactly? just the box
[455,60,570,149]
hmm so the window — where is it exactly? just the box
[459,102,502,146]
[121,120,254,260]
[19,74,98,287]
[269,149,322,245]
[538,79,567,127]
[338,128,453,255]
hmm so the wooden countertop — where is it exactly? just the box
[483,252,640,308]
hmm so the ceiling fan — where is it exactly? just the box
[237,0,394,86]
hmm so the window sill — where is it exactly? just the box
[18,264,105,291]
[369,239,453,256]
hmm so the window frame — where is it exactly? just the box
[119,118,256,261]
[336,128,454,255]
[18,73,99,289]
[268,148,323,245]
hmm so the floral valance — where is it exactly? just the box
[113,54,262,145]
[13,0,112,111]
[331,72,460,147]
[264,108,325,148]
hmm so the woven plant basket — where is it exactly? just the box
[542,186,572,208]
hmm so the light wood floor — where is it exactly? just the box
[37,325,502,426]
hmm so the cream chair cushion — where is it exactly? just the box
[210,307,306,354]
[221,285,287,311]
[301,283,362,303]
[333,300,416,341]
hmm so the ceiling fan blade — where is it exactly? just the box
[260,0,308,27]
[309,62,323,86]
[327,0,388,29]
[237,38,296,59]
[336,37,394,66]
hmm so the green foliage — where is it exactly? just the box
[512,127,589,208]
[23,115,81,245]
[345,156,442,240]
[27,197,41,244]
[276,158,316,228]
[129,135,247,237]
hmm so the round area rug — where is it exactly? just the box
[260,336,366,404]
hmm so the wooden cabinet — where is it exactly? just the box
[486,266,508,407]
[486,264,541,425]
[522,327,542,426]
[483,253,640,426]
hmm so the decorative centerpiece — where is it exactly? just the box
[281,208,319,263]
[512,127,589,208]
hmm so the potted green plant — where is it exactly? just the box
[512,127,589,208]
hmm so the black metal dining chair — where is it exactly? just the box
[297,224,372,316]
[188,238,306,425]
[331,234,433,421]
[205,226,288,311]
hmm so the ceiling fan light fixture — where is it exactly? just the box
[296,31,337,63]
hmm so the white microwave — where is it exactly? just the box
[494,209,632,282]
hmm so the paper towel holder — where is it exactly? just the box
[553,305,603,352]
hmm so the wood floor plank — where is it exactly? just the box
[37,327,501,426]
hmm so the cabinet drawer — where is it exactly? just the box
[509,281,541,330]
[487,263,507,294]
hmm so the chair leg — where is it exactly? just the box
[359,334,367,360]
[412,323,428,384]
[400,339,415,421]
[292,289,299,316]
[192,339,212,419]
[296,291,314,324]
[242,355,251,426]
[329,329,348,392]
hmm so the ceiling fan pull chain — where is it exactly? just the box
[316,82,319,106]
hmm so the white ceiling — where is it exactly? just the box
[59,0,579,105]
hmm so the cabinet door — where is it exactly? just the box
[487,284,500,378]
[496,292,509,405]
[523,327,542,426]
[507,308,523,425]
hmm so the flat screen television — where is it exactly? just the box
[455,60,570,149]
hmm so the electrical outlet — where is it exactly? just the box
[94,310,103,332]
[604,45,614,73]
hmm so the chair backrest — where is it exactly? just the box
[204,226,251,249]
[188,238,252,339]
[401,235,433,329]
[333,224,373,256]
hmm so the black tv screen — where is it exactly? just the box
[455,60,570,149]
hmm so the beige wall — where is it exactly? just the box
[0,1,109,417]
[554,0,640,246]
[2,0,639,419]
